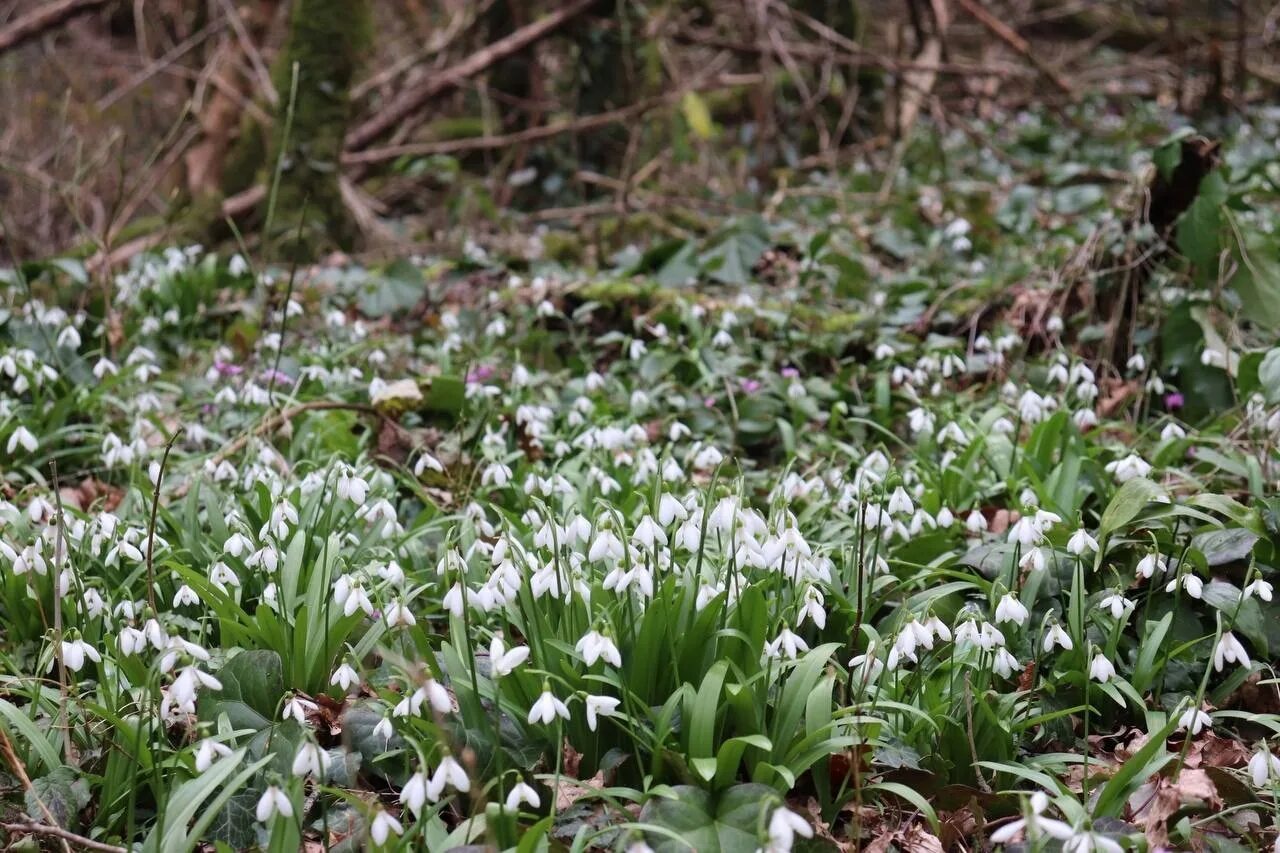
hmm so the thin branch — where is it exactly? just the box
[1,823,126,853]
[345,0,597,151]
[0,0,111,55]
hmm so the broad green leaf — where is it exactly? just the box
[1099,478,1166,537]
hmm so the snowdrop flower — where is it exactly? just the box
[1165,572,1204,599]
[763,807,813,853]
[93,357,118,379]
[1178,706,1213,735]
[1042,624,1073,653]
[1135,553,1166,579]
[576,630,622,668]
[172,585,200,607]
[1248,746,1280,787]
[1072,409,1098,431]
[994,593,1029,627]
[1098,591,1134,619]
[427,754,471,800]
[1213,632,1250,672]
[291,741,332,778]
[282,694,317,725]
[528,687,571,725]
[336,468,369,504]
[989,792,1075,845]
[765,626,809,660]
[1089,653,1116,683]
[255,785,293,822]
[384,600,415,628]
[400,771,429,816]
[585,695,621,731]
[330,663,360,693]
[1067,529,1098,556]
[505,781,541,811]
[992,648,1020,678]
[1244,578,1273,602]
[1104,454,1151,484]
[1126,353,1146,373]
[194,738,233,772]
[489,637,530,677]
[7,426,38,454]
[369,808,402,845]
[965,510,988,533]
[1160,422,1186,441]
[481,462,513,488]
[1008,516,1042,548]
[887,487,914,516]
[59,638,101,673]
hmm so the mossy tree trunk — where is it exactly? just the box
[264,0,371,259]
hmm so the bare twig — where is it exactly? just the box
[345,0,596,151]
[1,822,126,853]
[0,0,110,55]
[952,0,1076,96]
[0,729,73,853]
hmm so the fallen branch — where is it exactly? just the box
[952,0,1076,97]
[344,71,753,166]
[1,823,126,853]
[345,0,596,151]
[0,0,110,55]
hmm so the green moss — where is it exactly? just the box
[541,231,585,266]
[264,0,372,260]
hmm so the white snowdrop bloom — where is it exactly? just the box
[965,510,988,533]
[420,679,452,714]
[1135,553,1166,579]
[1046,315,1064,334]
[907,407,935,436]
[765,627,809,660]
[384,600,415,628]
[330,663,360,693]
[1072,408,1098,430]
[693,444,724,469]
[585,694,621,731]
[994,593,1029,626]
[481,462,513,488]
[1047,362,1070,386]
[1245,578,1274,602]
[887,487,914,516]
[1160,422,1186,441]
[7,426,38,454]
[93,357,119,379]
[765,807,813,852]
[1042,624,1073,653]
[988,792,1076,846]
[576,630,622,668]
[1089,653,1117,683]
[59,638,101,672]
[1165,572,1204,599]
[1200,348,1227,368]
[1127,353,1146,373]
[937,421,968,446]
[991,416,1016,436]
[336,468,369,504]
[172,585,200,607]
[255,785,293,822]
[992,648,1020,678]
[874,343,897,360]
[414,451,444,476]
[1213,632,1250,672]
[400,771,429,816]
[427,753,473,799]
[505,781,541,811]
[632,515,667,549]
[1098,592,1134,619]
[291,741,332,778]
[528,688,571,725]
[1033,509,1061,532]
[712,329,734,348]
[489,636,530,677]
[194,738,233,772]
[798,586,826,629]
[1018,390,1046,423]
[282,694,317,725]
[1248,747,1280,787]
[657,493,688,526]
[1104,454,1151,483]
[1067,529,1098,556]
[1178,706,1213,735]
[369,808,403,845]
[1008,517,1042,548]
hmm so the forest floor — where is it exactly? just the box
[1,98,1280,852]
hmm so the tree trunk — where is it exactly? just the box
[265,0,370,259]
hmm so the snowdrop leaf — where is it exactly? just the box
[1100,478,1166,538]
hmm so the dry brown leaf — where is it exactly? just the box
[553,770,605,811]
[1185,731,1251,769]
[900,823,945,853]
[1098,378,1140,418]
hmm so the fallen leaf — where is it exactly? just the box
[552,770,605,811]
[900,823,945,853]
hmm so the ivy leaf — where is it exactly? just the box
[640,784,776,852]
[1258,349,1280,404]
[201,649,284,730]
[207,788,260,849]
[1176,170,1227,281]
[25,767,91,829]
[1228,223,1280,330]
